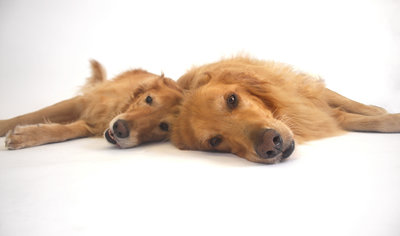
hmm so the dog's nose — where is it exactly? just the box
[255,129,283,159]
[113,119,129,138]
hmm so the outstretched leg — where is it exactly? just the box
[0,96,85,136]
[0,60,106,137]
[5,120,92,149]
[337,111,400,133]
[324,89,387,116]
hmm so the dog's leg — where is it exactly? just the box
[5,120,92,149]
[337,111,400,132]
[0,97,85,137]
[324,89,387,116]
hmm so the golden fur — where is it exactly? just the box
[172,56,400,164]
[1,60,183,149]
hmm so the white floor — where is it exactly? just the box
[1,0,400,235]
[1,132,400,236]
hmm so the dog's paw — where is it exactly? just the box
[366,105,387,116]
[5,125,42,150]
[380,113,400,132]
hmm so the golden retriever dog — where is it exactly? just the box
[172,56,400,164]
[0,60,183,149]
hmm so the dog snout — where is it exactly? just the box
[112,119,130,138]
[282,141,295,159]
[255,129,284,159]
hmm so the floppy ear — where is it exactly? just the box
[132,84,146,98]
[170,129,190,150]
[217,71,270,94]
[194,72,212,88]
[219,72,281,110]
[162,77,183,93]
[178,69,212,90]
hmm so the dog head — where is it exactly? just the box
[171,70,295,164]
[105,75,183,148]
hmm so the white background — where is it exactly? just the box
[0,0,399,236]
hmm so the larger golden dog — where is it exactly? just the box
[172,56,400,164]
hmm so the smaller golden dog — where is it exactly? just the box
[172,56,400,164]
[0,60,183,149]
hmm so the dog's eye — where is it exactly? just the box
[226,93,238,109]
[145,96,153,105]
[159,122,169,131]
[209,135,223,147]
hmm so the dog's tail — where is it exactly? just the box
[80,59,107,93]
[87,59,107,85]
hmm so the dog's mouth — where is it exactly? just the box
[105,128,118,146]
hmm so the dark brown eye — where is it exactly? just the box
[145,96,153,104]
[159,122,169,131]
[209,135,223,147]
[227,93,238,109]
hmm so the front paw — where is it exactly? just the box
[5,125,41,150]
[367,105,387,116]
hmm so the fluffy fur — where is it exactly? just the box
[171,56,400,164]
[1,60,183,149]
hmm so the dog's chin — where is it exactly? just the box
[104,128,139,148]
[254,156,282,164]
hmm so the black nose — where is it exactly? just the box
[113,119,129,138]
[282,141,295,159]
[255,129,283,159]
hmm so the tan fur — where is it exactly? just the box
[1,60,183,149]
[80,59,107,92]
[171,56,400,164]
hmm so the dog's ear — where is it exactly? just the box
[162,77,183,93]
[219,71,271,93]
[218,71,282,110]
[132,84,146,98]
[177,69,195,89]
[178,69,213,90]
[170,130,189,150]
[194,72,212,88]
